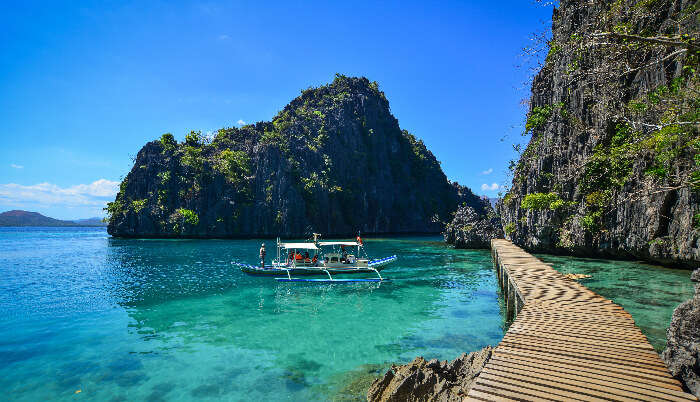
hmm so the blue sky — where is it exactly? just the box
[0,0,553,219]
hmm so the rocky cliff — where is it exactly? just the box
[444,203,503,249]
[663,269,700,396]
[107,75,483,238]
[500,0,700,267]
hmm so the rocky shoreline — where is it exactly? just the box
[663,268,700,397]
[366,347,493,402]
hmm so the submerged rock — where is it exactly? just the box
[662,269,700,397]
[443,203,503,249]
[366,346,492,402]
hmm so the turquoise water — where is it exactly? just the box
[1,228,692,401]
[538,254,695,351]
[0,228,506,401]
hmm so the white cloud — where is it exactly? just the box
[481,183,500,192]
[10,164,24,169]
[236,119,246,126]
[481,168,493,175]
[0,179,119,208]
[218,34,230,40]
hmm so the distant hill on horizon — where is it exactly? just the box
[0,210,106,227]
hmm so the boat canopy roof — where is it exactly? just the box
[279,242,319,250]
[319,241,360,246]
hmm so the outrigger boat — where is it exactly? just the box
[236,234,396,282]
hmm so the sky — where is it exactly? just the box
[0,0,553,219]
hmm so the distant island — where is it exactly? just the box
[0,210,106,227]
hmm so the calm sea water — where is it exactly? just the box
[0,228,692,401]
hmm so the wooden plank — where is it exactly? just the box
[484,361,651,401]
[475,376,582,401]
[508,323,645,340]
[498,338,670,369]
[463,388,520,402]
[501,333,667,364]
[469,383,559,401]
[466,240,697,401]
[490,354,697,401]
[479,372,599,401]
[495,346,682,388]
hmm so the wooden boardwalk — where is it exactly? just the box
[465,239,696,401]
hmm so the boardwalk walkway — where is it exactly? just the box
[466,239,696,401]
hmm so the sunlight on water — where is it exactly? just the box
[0,228,505,401]
[0,228,692,400]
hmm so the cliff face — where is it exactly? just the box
[500,0,700,267]
[444,203,504,249]
[107,76,482,238]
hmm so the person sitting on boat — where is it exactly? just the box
[295,252,303,260]
[259,243,266,268]
[303,251,310,263]
[312,254,318,265]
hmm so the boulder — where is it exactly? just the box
[444,204,503,249]
[367,346,492,402]
[662,269,700,397]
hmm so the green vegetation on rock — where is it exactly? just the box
[176,208,199,226]
[520,192,569,210]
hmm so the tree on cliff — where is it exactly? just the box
[500,0,699,267]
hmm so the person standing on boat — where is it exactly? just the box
[259,243,266,268]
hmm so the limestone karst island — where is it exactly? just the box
[1,1,698,401]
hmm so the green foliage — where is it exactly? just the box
[212,128,237,147]
[545,41,561,64]
[520,192,566,210]
[694,212,700,228]
[627,100,647,113]
[131,199,147,213]
[157,189,168,207]
[580,123,635,193]
[176,208,199,226]
[105,200,124,218]
[216,149,251,184]
[584,190,611,208]
[525,105,553,132]
[504,222,516,235]
[185,130,203,147]
[160,133,177,152]
[580,211,601,232]
[403,130,429,162]
[158,170,171,184]
[634,0,661,11]
[613,22,632,34]
[502,192,514,206]
[275,210,283,224]
[181,145,203,171]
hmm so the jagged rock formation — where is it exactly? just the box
[366,347,492,402]
[663,269,700,396]
[107,75,483,238]
[500,0,700,267]
[444,203,504,249]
